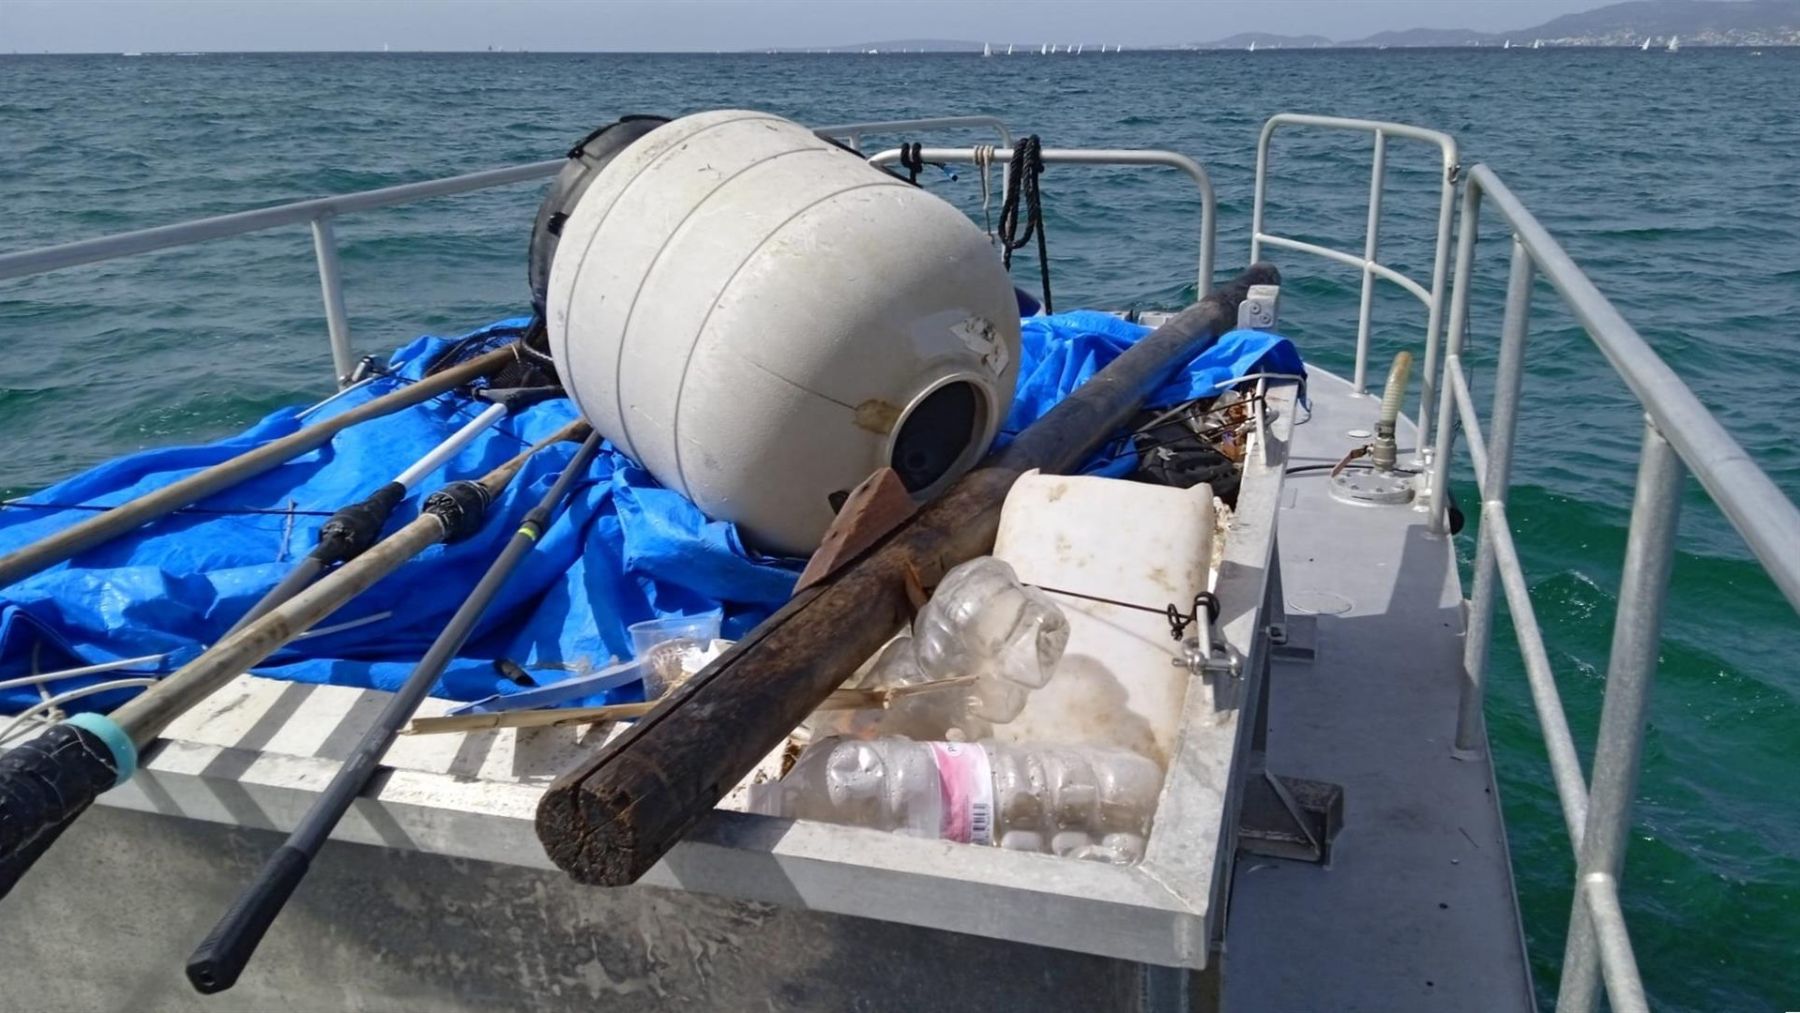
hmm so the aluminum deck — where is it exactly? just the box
[1224,367,1534,1011]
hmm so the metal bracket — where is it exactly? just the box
[1173,613,1241,711]
[1237,770,1345,864]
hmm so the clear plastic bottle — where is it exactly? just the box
[750,735,1163,864]
[815,557,1069,741]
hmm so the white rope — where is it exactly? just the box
[0,678,158,746]
[973,144,996,241]
[0,653,168,695]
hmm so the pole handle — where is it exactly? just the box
[0,719,128,898]
[185,845,310,994]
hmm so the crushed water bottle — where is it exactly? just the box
[751,736,1163,864]
[820,557,1069,740]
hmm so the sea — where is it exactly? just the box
[1,48,1795,1010]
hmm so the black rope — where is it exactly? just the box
[997,135,1052,314]
[1032,584,1218,643]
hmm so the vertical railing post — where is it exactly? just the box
[1413,149,1460,466]
[1250,123,1274,265]
[1454,236,1533,756]
[1351,131,1388,395]
[309,215,355,388]
[1555,420,1683,1013]
[1428,179,1483,535]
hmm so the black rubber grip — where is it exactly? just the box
[186,845,311,994]
[315,481,407,565]
[0,722,118,897]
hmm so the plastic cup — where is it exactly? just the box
[629,613,723,699]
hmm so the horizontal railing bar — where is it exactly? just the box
[1260,113,1460,166]
[1485,501,1592,850]
[0,160,565,282]
[1467,165,1800,611]
[814,115,1013,147]
[870,146,1217,296]
[1251,234,1433,306]
[1448,360,1489,480]
[1580,875,1650,1013]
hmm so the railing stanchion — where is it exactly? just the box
[1429,180,1483,535]
[1555,419,1682,1013]
[1455,237,1534,757]
[1414,151,1460,464]
[1352,131,1388,395]
[309,215,355,388]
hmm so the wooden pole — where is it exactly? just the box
[536,263,1279,885]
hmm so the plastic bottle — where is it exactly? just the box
[815,557,1069,741]
[750,736,1163,864]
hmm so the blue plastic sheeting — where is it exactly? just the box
[0,312,1300,717]
[1004,311,1306,477]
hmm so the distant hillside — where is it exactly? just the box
[1190,32,1334,50]
[1190,0,1800,48]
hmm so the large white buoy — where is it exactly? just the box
[547,110,1020,556]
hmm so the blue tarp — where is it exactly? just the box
[0,313,1300,716]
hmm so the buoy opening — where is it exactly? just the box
[890,380,986,493]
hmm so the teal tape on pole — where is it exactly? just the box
[65,712,137,786]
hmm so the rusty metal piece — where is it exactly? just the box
[794,468,917,592]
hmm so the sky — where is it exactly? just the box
[0,0,1621,53]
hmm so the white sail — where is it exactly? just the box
[1642,37,1653,51]
[1248,40,1257,52]
[1504,39,1511,49]
[1040,43,1048,55]
[983,42,992,57]
[1533,39,1542,49]
[1007,43,1014,55]
[1667,35,1679,52]
[1077,43,1084,54]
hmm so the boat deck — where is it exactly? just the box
[1223,368,1535,1011]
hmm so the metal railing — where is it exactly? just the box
[815,115,1013,153]
[1429,163,1800,1013]
[0,114,1015,388]
[1252,114,1459,462]
[1254,113,1799,1013]
[868,146,1217,298]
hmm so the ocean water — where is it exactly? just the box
[1,49,1795,1009]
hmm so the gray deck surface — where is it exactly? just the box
[1222,370,1537,1012]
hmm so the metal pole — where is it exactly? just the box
[1428,181,1484,535]
[310,216,355,387]
[1352,132,1388,395]
[1414,151,1460,465]
[1555,419,1682,1013]
[1250,122,1273,264]
[186,429,605,995]
[1454,237,1533,756]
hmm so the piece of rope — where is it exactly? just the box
[997,135,1053,314]
[1033,584,1219,643]
[973,144,996,240]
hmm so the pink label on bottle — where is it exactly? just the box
[929,742,994,845]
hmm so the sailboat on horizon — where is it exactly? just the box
[1642,36,1654,51]
[983,42,992,57]
[1667,35,1680,52]
[1248,40,1257,52]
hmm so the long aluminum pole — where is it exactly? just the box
[0,345,515,591]
[1555,420,1682,1013]
[1454,238,1532,756]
